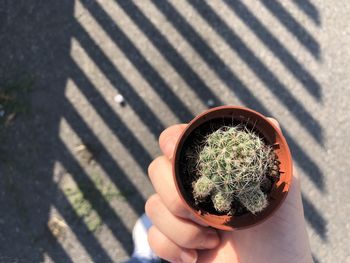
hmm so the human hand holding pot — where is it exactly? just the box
[146,110,312,263]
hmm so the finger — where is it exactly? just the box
[145,194,219,249]
[267,117,281,131]
[148,156,188,218]
[148,156,208,226]
[159,124,187,159]
[148,226,198,263]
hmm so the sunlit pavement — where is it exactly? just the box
[0,1,349,262]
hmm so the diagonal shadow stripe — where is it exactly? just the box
[261,0,320,59]
[224,0,322,99]
[53,189,114,263]
[188,0,323,144]
[63,72,146,215]
[150,0,324,190]
[107,0,222,108]
[284,132,324,191]
[43,229,74,263]
[78,0,193,123]
[302,194,327,240]
[71,20,164,138]
[68,59,152,175]
[292,0,320,26]
[58,140,134,254]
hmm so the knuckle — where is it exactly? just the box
[147,156,165,178]
[145,194,161,218]
[159,129,168,147]
[147,159,156,177]
[147,226,160,253]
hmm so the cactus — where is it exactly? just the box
[192,126,275,214]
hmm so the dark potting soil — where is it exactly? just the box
[179,117,280,217]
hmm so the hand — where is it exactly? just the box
[145,120,313,263]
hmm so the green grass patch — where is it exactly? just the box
[64,186,102,233]
[62,171,124,233]
[89,172,125,202]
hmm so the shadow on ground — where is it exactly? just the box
[0,0,326,262]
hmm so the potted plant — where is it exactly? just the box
[172,106,292,230]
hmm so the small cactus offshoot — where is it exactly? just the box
[192,126,276,214]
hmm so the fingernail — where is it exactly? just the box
[179,250,197,263]
[201,231,220,249]
[162,136,177,158]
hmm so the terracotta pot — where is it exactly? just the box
[172,106,293,230]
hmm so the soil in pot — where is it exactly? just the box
[178,117,281,217]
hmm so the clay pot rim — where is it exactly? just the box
[172,106,293,231]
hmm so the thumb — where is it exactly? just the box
[267,117,281,132]
[159,124,187,159]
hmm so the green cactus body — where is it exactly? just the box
[193,176,215,199]
[238,189,268,214]
[192,126,275,214]
[211,190,233,212]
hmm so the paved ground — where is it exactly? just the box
[0,0,349,262]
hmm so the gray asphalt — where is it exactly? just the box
[0,0,349,262]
